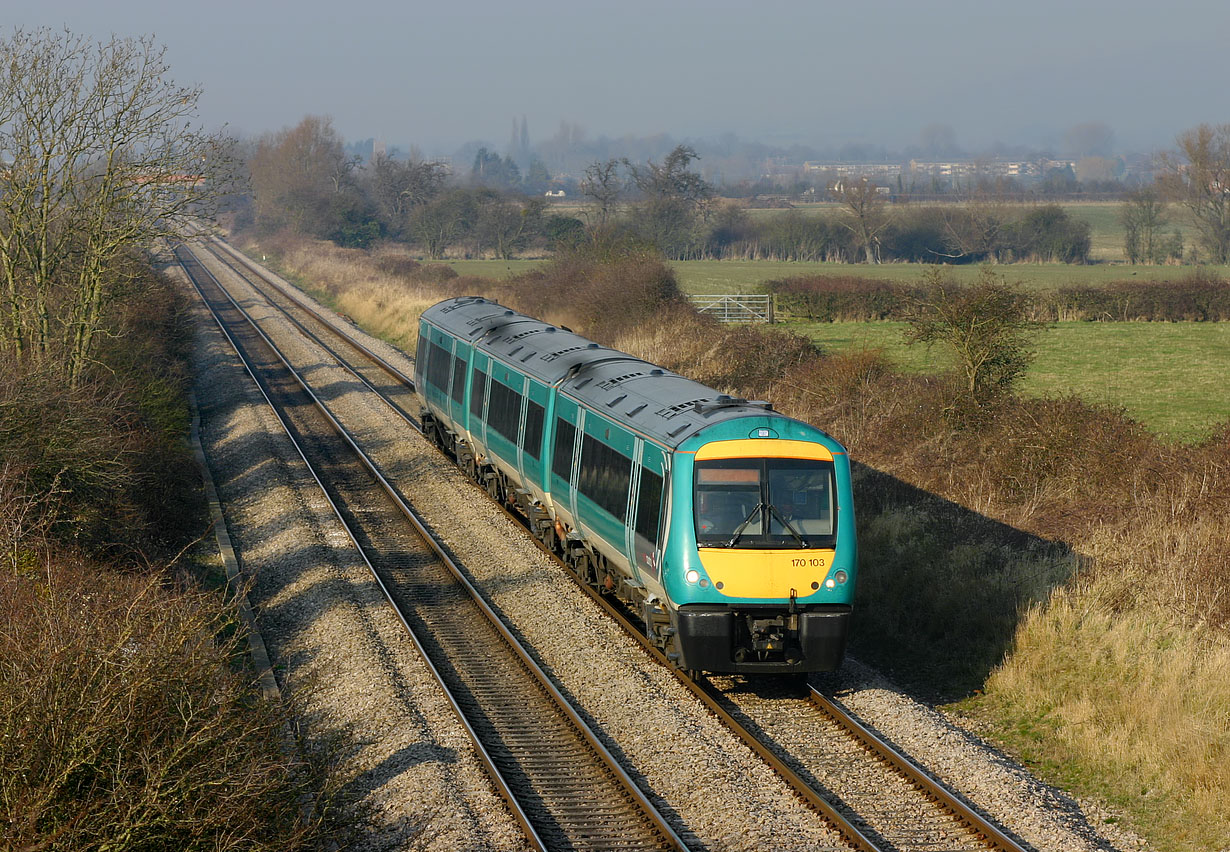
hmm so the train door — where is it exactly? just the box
[549,398,581,525]
[520,378,549,497]
[468,353,489,452]
[630,442,667,582]
[447,343,469,429]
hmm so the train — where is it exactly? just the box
[414,297,856,674]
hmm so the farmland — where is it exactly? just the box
[792,320,1230,443]
[438,248,1230,444]
[442,257,1230,295]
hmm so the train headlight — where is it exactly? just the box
[685,569,700,584]
[834,570,848,585]
[824,578,836,589]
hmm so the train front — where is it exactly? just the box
[665,425,856,674]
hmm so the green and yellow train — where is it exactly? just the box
[416,297,856,674]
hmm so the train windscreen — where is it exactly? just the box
[694,458,835,548]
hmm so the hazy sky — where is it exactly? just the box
[9,0,1229,155]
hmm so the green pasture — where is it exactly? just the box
[791,320,1230,443]
[665,259,1230,294]
[442,257,1230,296]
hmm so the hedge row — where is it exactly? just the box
[770,271,1230,322]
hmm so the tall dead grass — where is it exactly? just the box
[988,584,1230,850]
[241,234,469,353]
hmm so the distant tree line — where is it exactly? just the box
[240,118,1230,267]
[240,116,585,256]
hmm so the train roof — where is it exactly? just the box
[420,296,826,449]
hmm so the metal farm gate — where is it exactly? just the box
[687,294,774,324]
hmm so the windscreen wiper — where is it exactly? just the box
[767,503,810,547]
[726,503,765,547]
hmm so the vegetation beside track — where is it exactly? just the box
[245,229,1230,852]
[0,263,357,850]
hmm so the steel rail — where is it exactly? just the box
[809,689,1028,852]
[199,235,1032,852]
[178,242,689,852]
[204,236,412,391]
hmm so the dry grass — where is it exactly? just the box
[985,583,1230,850]
[241,235,465,353]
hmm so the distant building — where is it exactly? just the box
[804,161,903,179]
[907,159,1076,178]
[544,189,566,198]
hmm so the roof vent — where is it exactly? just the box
[656,397,710,419]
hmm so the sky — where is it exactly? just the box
[8,0,1229,157]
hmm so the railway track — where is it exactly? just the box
[176,242,689,852]
[186,236,1033,852]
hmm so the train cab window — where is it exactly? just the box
[767,460,834,539]
[695,458,835,548]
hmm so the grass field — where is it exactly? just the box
[442,257,1230,295]
[791,320,1230,442]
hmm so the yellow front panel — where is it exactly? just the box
[698,548,836,598]
[694,439,835,462]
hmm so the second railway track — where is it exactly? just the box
[177,243,688,852]
[185,235,1035,852]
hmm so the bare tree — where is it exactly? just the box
[1120,188,1169,264]
[0,28,236,384]
[1158,124,1230,264]
[247,115,353,236]
[625,145,713,216]
[623,146,713,258]
[475,196,544,259]
[579,159,624,229]
[365,154,447,236]
[410,190,478,259]
[833,178,889,263]
[936,190,1013,263]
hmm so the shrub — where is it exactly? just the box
[371,251,422,280]
[0,562,349,851]
[1039,270,1230,321]
[769,275,905,321]
[502,246,684,339]
[902,266,1043,418]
